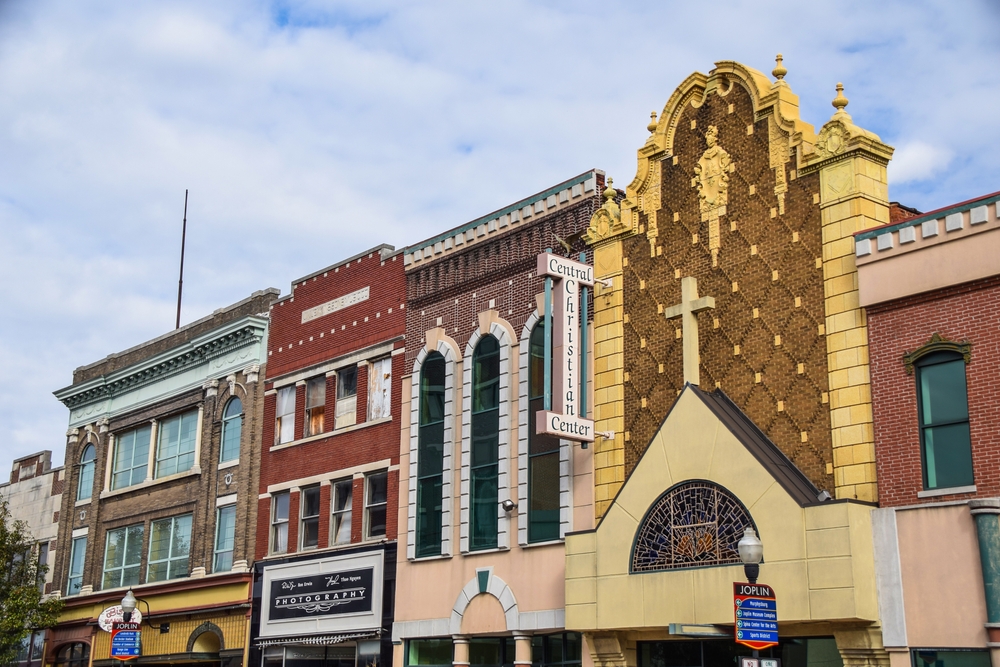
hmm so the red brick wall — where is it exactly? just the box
[255,247,406,560]
[868,275,1000,507]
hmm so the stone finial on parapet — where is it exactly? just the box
[772,53,787,81]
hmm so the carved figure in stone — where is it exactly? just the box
[694,126,731,216]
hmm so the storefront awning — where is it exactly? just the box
[256,631,380,648]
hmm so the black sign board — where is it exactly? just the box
[269,567,373,620]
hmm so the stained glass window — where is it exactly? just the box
[631,480,755,573]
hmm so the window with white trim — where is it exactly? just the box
[111,425,150,490]
[367,357,392,421]
[154,410,198,478]
[304,377,326,437]
[275,386,295,445]
[147,514,192,582]
[102,524,143,589]
[331,479,353,545]
[300,485,321,549]
[77,445,96,501]
[335,367,358,429]
[67,536,86,595]
[220,397,242,462]
[271,491,289,554]
[214,505,236,572]
[365,471,387,539]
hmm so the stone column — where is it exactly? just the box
[969,499,1000,666]
[834,627,891,667]
[452,636,469,667]
[513,635,531,667]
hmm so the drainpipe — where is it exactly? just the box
[969,498,1000,662]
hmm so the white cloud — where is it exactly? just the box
[888,141,953,185]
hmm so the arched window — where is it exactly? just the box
[54,643,89,667]
[220,397,242,463]
[77,445,96,502]
[631,480,756,573]
[470,335,500,551]
[528,320,560,542]
[416,353,446,557]
[915,350,973,490]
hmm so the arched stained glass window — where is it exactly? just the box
[528,320,560,542]
[417,352,445,557]
[77,445,96,502]
[470,335,500,551]
[220,397,242,463]
[630,480,755,573]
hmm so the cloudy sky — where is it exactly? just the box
[1,0,998,472]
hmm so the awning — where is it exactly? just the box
[256,631,380,648]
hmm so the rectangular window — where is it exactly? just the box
[271,492,289,553]
[528,321,560,543]
[155,410,198,478]
[365,471,388,539]
[304,376,326,437]
[147,514,192,582]
[367,358,392,421]
[102,524,143,590]
[917,353,974,490]
[911,649,990,667]
[335,367,358,429]
[111,425,151,490]
[37,541,49,592]
[67,536,87,595]
[276,386,296,445]
[300,486,321,549]
[417,355,445,557]
[407,639,454,667]
[331,479,353,545]
[214,505,236,573]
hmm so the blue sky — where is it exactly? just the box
[1,0,998,471]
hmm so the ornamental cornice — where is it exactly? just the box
[56,317,267,410]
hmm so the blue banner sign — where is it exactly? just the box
[734,583,778,650]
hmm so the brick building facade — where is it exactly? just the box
[47,288,277,667]
[250,245,405,667]
[858,192,1000,666]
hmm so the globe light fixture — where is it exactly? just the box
[121,589,138,622]
[737,527,763,584]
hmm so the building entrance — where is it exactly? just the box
[638,638,842,667]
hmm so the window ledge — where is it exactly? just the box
[520,538,564,549]
[218,459,239,470]
[269,416,393,452]
[74,498,92,508]
[100,468,201,499]
[917,484,977,499]
[263,538,392,561]
[462,546,510,556]
[410,553,453,562]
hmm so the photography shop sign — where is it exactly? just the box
[260,550,384,637]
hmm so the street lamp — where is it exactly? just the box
[121,589,137,622]
[737,527,763,584]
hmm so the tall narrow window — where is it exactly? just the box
[155,410,198,478]
[416,353,445,557]
[67,536,86,595]
[77,445,96,501]
[271,492,289,554]
[300,486,321,549]
[470,335,500,551]
[275,386,295,445]
[111,425,151,490]
[916,351,974,490]
[214,505,236,573]
[147,514,192,582]
[336,367,358,429]
[304,377,326,437]
[102,524,143,589]
[331,479,353,545]
[368,358,393,421]
[37,541,49,592]
[220,397,242,462]
[365,471,388,539]
[528,320,560,542]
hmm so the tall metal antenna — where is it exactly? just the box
[175,190,188,329]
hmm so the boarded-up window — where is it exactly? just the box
[368,357,392,421]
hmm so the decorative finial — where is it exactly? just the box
[603,177,615,201]
[647,111,658,133]
[772,54,787,81]
[832,82,849,113]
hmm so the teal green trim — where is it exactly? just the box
[477,569,489,594]
[544,276,553,411]
[855,191,1000,242]
[972,508,1000,623]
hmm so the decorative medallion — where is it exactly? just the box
[585,178,626,243]
[816,122,848,159]
[631,480,756,573]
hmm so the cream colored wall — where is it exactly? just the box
[566,389,879,631]
[896,504,987,647]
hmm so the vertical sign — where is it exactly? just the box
[734,583,778,650]
[536,252,595,442]
[110,622,141,660]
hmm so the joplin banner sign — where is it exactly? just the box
[536,252,595,443]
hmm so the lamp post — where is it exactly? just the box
[737,527,763,585]
[121,589,138,623]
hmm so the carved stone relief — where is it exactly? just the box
[693,125,731,266]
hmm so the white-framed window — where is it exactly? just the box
[304,377,326,437]
[335,367,358,429]
[213,505,236,573]
[147,514,192,582]
[367,357,392,421]
[67,536,87,595]
[154,410,198,478]
[365,471,388,539]
[271,491,290,554]
[300,485,321,549]
[275,386,296,445]
[331,478,353,545]
[77,445,96,501]
[111,425,151,490]
[102,524,143,590]
[220,397,242,462]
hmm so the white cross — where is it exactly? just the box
[664,276,715,386]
